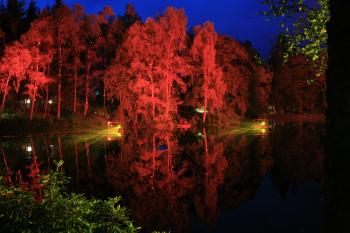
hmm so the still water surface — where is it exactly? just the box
[0,121,324,233]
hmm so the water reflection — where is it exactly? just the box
[0,122,324,233]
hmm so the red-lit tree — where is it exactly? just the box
[65,4,85,114]
[79,14,101,117]
[120,7,189,129]
[25,70,49,120]
[192,22,226,124]
[0,42,31,112]
[21,15,54,117]
[52,5,73,119]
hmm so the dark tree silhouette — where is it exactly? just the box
[324,1,350,233]
[24,1,38,31]
[2,0,26,41]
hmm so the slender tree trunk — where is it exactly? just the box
[57,136,62,161]
[103,77,106,109]
[152,134,156,180]
[44,84,49,118]
[44,63,50,118]
[1,150,13,185]
[103,57,107,109]
[1,74,10,113]
[29,88,37,120]
[203,92,208,124]
[57,45,62,119]
[84,62,90,118]
[74,56,78,113]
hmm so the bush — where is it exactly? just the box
[0,161,140,233]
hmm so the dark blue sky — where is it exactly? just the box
[37,0,282,58]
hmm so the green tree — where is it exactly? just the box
[263,0,329,72]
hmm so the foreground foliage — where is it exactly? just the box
[0,161,140,233]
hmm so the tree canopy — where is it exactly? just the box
[263,0,329,72]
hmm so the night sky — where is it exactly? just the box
[36,0,282,58]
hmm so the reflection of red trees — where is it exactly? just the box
[270,122,324,198]
[195,129,227,225]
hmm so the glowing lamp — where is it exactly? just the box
[25,99,31,105]
[107,121,123,138]
[48,99,53,105]
[26,145,33,152]
[195,107,207,114]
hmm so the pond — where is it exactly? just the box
[0,121,324,233]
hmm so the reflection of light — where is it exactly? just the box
[48,99,53,105]
[261,128,266,134]
[26,145,32,152]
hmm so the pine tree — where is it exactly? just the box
[4,0,26,41]
[120,4,140,30]
[24,0,38,31]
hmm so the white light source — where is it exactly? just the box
[48,99,53,105]
[26,145,32,152]
[25,99,31,104]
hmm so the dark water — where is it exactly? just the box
[0,121,325,233]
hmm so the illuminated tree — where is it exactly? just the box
[52,4,72,119]
[262,0,329,72]
[121,7,189,128]
[192,22,226,124]
[21,15,54,116]
[25,70,49,120]
[69,4,84,114]
[216,36,250,119]
[0,41,31,112]
[96,6,118,110]
[79,14,101,117]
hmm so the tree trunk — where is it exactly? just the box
[203,91,208,124]
[29,88,37,120]
[44,63,50,118]
[324,1,350,233]
[44,84,49,118]
[103,77,106,109]
[57,45,62,119]
[84,62,90,118]
[74,56,78,113]
[58,136,62,161]
[1,74,10,113]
